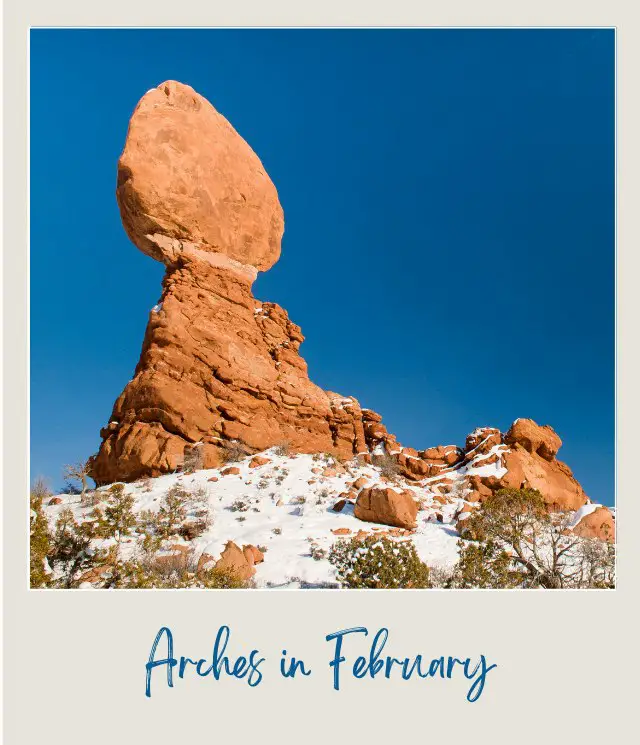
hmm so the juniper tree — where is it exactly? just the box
[455,488,615,589]
[156,485,188,538]
[93,483,137,548]
[49,508,96,588]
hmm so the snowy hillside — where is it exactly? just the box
[40,442,603,589]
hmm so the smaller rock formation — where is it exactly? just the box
[354,487,418,530]
[505,418,562,461]
[204,540,263,582]
[572,507,615,542]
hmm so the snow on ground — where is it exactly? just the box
[43,448,471,588]
[41,442,591,588]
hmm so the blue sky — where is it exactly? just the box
[30,29,614,502]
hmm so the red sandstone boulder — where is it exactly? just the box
[221,467,241,476]
[466,475,493,502]
[505,419,562,461]
[354,487,418,530]
[214,541,255,581]
[117,81,283,273]
[249,456,271,468]
[465,427,502,454]
[573,507,615,542]
[498,448,587,511]
[243,544,265,565]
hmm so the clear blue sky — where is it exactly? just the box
[30,29,614,503]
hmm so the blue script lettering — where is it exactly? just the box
[145,626,265,697]
[280,650,312,678]
[325,626,497,702]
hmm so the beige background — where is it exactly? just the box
[3,1,638,743]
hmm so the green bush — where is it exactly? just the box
[452,539,523,589]
[93,483,136,544]
[156,485,188,538]
[29,488,51,588]
[329,534,431,589]
[49,508,98,588]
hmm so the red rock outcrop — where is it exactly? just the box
[90,81,453,485]
[214,541,255,581]
[505,419,562,461]
[487,420,587,511]
[89,82,595,517]
[572,507,615,542]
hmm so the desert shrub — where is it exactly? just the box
[329,535,431,589]
[179,520,208,540]
[81,491,102,507]
[220,440,247,464]
[198,566,251,589]
[182,444,204,474]
[30,487,51,587]
[49,508,99,588]
[92,484,137,546]
[309,543,327,561]
[427,564,456,589]
[145,484,213,540]
[230,498,250,513]
[184,486,212,535]
[138,530,163,558]
[137,509,160,535]
[454,488,616,589]
[274,440,292,457]
[155,485,189,538]
[116,550,250,589]
[31,477,51,502]
[573,536,615,589]
[374,453,401,480]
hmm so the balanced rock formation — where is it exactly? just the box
[89,81,593,518]
[91,81,372,483]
